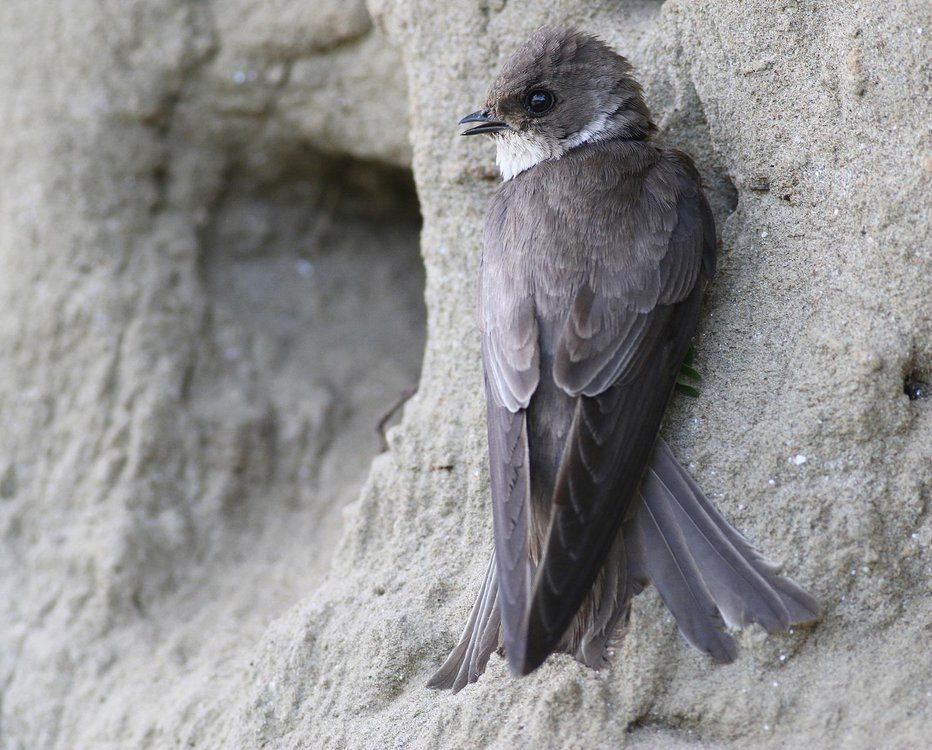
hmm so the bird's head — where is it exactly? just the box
[460,26,655,180]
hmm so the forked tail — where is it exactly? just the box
[627,438,821,662]
[427,438,821,691]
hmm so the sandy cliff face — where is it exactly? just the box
[0,1,423,746]
[0,1,929,748]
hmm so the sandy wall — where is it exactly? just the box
[0,1,929,748]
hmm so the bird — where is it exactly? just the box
[428,26,821,693]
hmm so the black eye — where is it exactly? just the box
[525,89,555,116]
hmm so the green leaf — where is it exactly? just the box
[679,363,702,382]
[675,382,701,398]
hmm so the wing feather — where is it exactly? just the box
[521,150,716,673]
[477,142,716,675]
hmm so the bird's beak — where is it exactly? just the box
[459,108,509,135]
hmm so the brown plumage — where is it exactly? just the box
[429,27,820,693]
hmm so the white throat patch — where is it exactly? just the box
[494,131,563,181]
[493,113,619,181]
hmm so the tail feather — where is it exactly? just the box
[575,531,633,667]
[648,444,790,630]
[630,438,820,659]
[631,470,738,662]
[427,439,821,690]
[426,553,502,693]
[649,439,822,627]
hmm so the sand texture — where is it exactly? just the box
[0,1,929,748]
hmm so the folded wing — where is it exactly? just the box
[521,152,715,674]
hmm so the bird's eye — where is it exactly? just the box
[525,89,555,116]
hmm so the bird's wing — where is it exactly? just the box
[482,381,533,673]
[481,295,539,412]
[479,192,541,673]
[552,152,709,397]
[522,151,717,673]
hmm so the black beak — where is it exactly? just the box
[459,109,509,135]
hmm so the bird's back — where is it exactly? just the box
[482,137,694,533]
